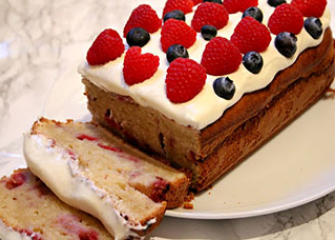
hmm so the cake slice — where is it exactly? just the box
[0,169,113,240]
[23,118,189,240]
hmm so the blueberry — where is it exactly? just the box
[203,0,223,4]
[126,27,150,47]
[242,7,263,23]
[304,17,323,40]
[275,32,297,58]
[166,44,189,63]
[213,77,236,100]
[243,51,263,74]
[201,25,217,41]
[163,10,186,22]
[267,0,286,7]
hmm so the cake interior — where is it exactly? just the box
[0,169,113,240]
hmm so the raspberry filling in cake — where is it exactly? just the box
[23,118,189,239]
[0,169,113,240]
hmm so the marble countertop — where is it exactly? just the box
[0,0,335,239]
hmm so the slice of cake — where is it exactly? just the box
[79,0,335,191]
[23,118,189,240]
[0,169,113,240]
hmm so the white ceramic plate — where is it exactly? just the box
[39,63,335,219]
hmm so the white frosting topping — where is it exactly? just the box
[78,1,331,130]
[0,220,33,240]
[23,133,150,240]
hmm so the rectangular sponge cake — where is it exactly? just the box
[82,28,335,191]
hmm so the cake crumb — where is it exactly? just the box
[184,192,195,202]
[324,87,335,100]
[183,202,194,209]
[182,191,195,210]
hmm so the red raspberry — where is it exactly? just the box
[201,37,242,76]
[191,2,229,32]
[123,47,160,86]
[268,4,304,35]
[291,0,327,18]
[166,58,206,103]
[162,0,194,18]
[223,0,258,14]
[191,0,203,5]
[230,16,271,54]
[86,29,124,65]
[123,4,162,37]
[161,19,197,52]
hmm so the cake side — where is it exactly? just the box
[0,169,113,240]
[199,28,335,159]
[195,49,335,191]
[23,119,169,240]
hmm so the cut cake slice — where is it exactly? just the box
[0,168,113,240]
[23,118,189,240]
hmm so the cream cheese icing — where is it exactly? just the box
[23,133,152,240]
[78,1,331,130]
[0,220,34,240]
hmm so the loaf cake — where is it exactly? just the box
[23,118,189,239]
[0,169,113,240]
[79,0,335,191]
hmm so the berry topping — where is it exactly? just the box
[242,7,263,23]
[123,47,160,85]
[161,19,197,52]
[267,0,286,7]
[213,77,236,100]
[291,0,327,18]
[166,58,206,103]
[191,2,229,32]
[201,37,242,76]
[223,0,258,14]
[162,0,194,18]
[203,0,223,4]
[304,17,323,39]
[243,51,263,74]
[192,0,204,5]
[268,4,304,35]
[231,16,271,54]
[274,32,298,58]
[201,25,218,41]
[163,10,186,22]
[123,4,162,38]
[86,29,124,66]
[126,27,150,47]
[166,44,189,63]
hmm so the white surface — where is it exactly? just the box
[42,61,335,220]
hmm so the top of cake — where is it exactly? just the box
[79,0,330,130]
